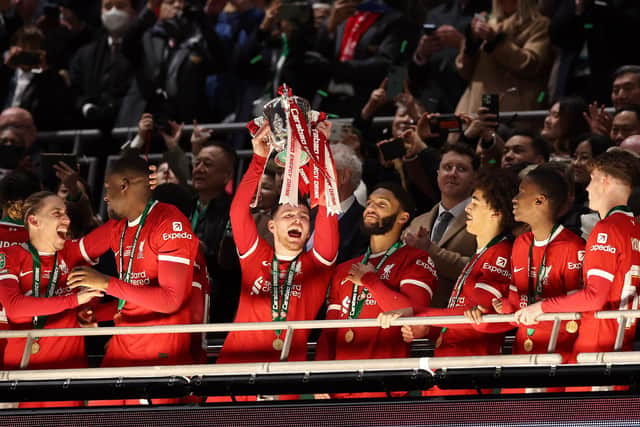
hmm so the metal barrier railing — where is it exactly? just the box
[36,109,554,153]
[0,310,620,370]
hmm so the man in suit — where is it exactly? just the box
[307,142,368,264]
[69,0,135,133]
[403,143,478,307]
[312,0,414,116]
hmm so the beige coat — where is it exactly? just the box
[406,204,477,308]
[455,13,552,114]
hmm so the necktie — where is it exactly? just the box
[432,211,454,243]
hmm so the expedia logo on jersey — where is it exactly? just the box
[482,260,511,278]
[590,243,617,254]
[415,258,437,276]
[129,271,151,286]
[597,233,608,244]
[567,261,582,270]
[162,231,193,241]
[0,241,18,248]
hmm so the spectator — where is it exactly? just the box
[0,0,23,53]
[117,0,225,127]
[549,1,640,104]
[313,0,412,116]
[0,107,39,178]
[0,25,72,130]
[382,168,519,396]
[455,0,552,114]
[69,0,135,133]
[315,181,437,399]
[404,143,478,308]
[565,133,611,239]
[610,106,640,146]
[515,150,640,383]
[541,96,589,161]
[620,134,640,155]
[306,142,368,264]
[191,139,240,323]
[584,66,640,137]
[501,129,550,169]
[409,0,490,113]
[611,65,640,111]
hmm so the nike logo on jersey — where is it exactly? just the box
[514,267,525,273]
[19,271,32,277]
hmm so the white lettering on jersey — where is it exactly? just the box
[415,258,437,276]
[632,238,640,252]
[482,262,511,278]
[568,262,582,270]
[496,256,507,268]
[162,232,193,241]
[129,271,150,285]
[597,233,608,244]
[172,222,183,232]
[0,241,18,248]
[590,244,616,254]
[341,296,350,315]
[380,264,394,280]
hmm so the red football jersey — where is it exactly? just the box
[81,201,199,367]
[316,245,437,362]
[217,155,339,364]
[420,239,514,358]
[0,219,27,357]
[191,249,211,363]
[543,208,640,356]
[0,241,95,370]
[507,226,584,357]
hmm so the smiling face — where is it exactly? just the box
[268,203,311,254]
[362,188,408,236]
[27,195,70,251]
[437,151,475,203]
[572,140,592,185]
[542,102,562,141]
[192,145,233,195]
[464,189,498,237]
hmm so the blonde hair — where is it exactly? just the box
[490,0,540,24]
[22,191,55,231]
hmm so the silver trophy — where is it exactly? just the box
[263,95,311,167]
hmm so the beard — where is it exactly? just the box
[361,212,397,236]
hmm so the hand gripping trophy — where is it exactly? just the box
[247,85,341,215]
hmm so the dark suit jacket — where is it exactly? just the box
[69,33,134,130]
[337,199,369,265]
[405,202,476,308]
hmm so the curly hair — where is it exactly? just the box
[474,169,520,233]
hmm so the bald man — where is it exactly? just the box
[620,135,640,155]
[0,107,37,149]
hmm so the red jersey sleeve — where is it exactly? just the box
[0,249,78,318]
[311,205,339,267]
[543,227,613,313]
[106,215,198,314]
[65,220,118,264]
[230,155,265,256]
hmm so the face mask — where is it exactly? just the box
[101,7,131,35]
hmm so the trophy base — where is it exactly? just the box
[275,150,309,168]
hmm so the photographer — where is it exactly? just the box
[116,0,226,127]
[0,25,71,130]
[409,0,490,113]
